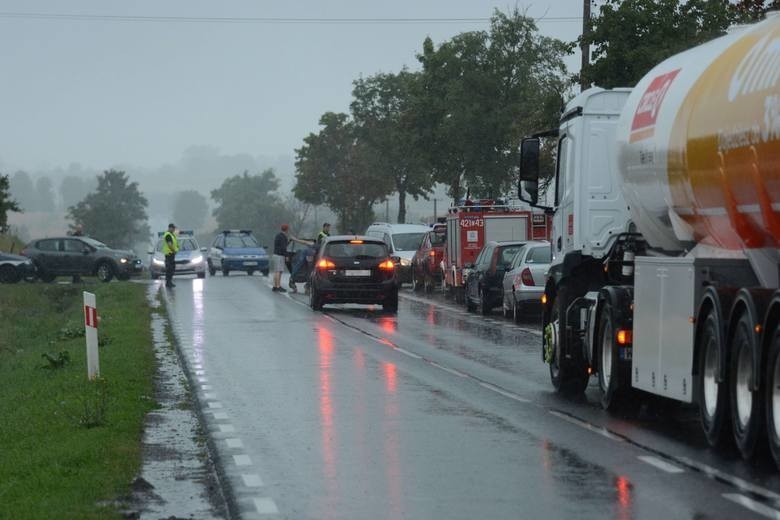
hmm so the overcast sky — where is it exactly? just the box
[0,1,585,172]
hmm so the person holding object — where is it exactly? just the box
[272,224,310,292]
[163,223,179,288]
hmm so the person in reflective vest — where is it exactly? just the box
[317,222,331,244]
[163,223,179,288]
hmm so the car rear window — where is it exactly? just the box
[36,239,58,252]
[528,246,552,264]
[225,235,258,248]
[325,241,388,259]
[499,245,524,266]
[430,231,446,246]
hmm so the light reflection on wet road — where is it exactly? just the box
[160,276,780,519]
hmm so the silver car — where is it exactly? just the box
[501,241,551,322]
[149,234,207,279]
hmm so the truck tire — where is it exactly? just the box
[547,283,589,394]
[729,311,764,460]
[765,325,780,469]
[597,301,629,410]
[698,308,731,448]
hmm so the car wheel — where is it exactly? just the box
[480,289,492,315]
[262,269,269,277]
[412,270,423,291]
[384,291,399,313]
[38,266,56,283]
[310,286,323,311]
[222,268,229,276]
[151,272,160,280]
[96,261,114,283]
[0,264,20,283]
[465,287,476,312]
[197,272,206,279]
[513,298,523,323]
[247,270,255,276]
[208,262,216,276]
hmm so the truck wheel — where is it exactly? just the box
[96,261,114,283]
[547,283,589,394]
[729,311,764,460]
[597,302,628,411]
[698,309,731,448]
[765,325,780,469]
[424,274,434,293]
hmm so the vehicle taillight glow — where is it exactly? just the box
[349,240,364,244]
[379,260,395,270]
[429,251,436,256]
[318,258,336,269]
[616,329,632,345]
[521,268,535,286]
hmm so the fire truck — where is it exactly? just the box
[442,199,551,303]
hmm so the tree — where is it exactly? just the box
[580,0,739,88]
[416,9,571,198]
[351,70,433,223]
[294,112,393,233]
[210,170,292,246]
[0,174,21,233]
[9,171,35,212]
[173,190,209,232]
[35,176,55,212]
[60,176,97,209]
[68,169,150,249]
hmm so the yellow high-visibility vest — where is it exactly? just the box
[162,231,179,256]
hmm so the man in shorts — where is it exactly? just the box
[272,224,290,292]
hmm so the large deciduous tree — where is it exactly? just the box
[0,174,21,233]
[416,8,571,199]
[294,112,393,233]
[68,169,150,249]
[351,70,432,223]
[578,0,774,88]
[173,190,209,232]
[210,170,291,246]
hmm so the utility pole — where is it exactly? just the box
[433,198,438,222]
[580,0,592,90]
[385,200,389,222]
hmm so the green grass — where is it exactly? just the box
[0,232,24,253]
[0,283,156,519]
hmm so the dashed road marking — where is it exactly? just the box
[242,474,264,488]
[211,412,229,420]
[201,384,212,391]
[204,392,217,400]
[638,455,684,474]
[477,381,530,403]
[218,424,236,433]
[677,457,780,501]
[723,493,780,519]
[548,409,623,442]
[253,497,280,515]
[207,401,223,409]
[226,438,244,449]
[195,370,206,376]
[197,377,208,383]
[233,454,252,466]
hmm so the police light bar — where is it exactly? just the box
[222,229,252,235]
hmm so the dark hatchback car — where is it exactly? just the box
[309,236,399,312]
[0,252,36,283]
[22,236,143,282]
[464,240,526,315]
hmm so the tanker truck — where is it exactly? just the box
[518,13,780,467]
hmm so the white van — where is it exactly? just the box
[365,222,431,283]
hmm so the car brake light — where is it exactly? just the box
[429,251,436,256]
[349,240,364,244]
[318,258,336,269]
[521,268,535,286]
[379,260,395,270]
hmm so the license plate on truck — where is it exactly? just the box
[345,269,371,277]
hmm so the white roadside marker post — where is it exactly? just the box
[83,291,100,379]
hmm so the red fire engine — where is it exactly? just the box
[442,199,551,302]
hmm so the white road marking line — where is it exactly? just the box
[195,370,206,376]
[253,497,280,514]
[477,381,531,403]
[226,438,244,449]
[204,393,217,400]
[218,424,236,433]
[638,455,684,474]
[211,412,229,420]
[192,364,203,370]
[207,401,223,409]
[197,377,208,383]
[723,494,780,519]
[429,361,466,378]
[548,410,623,442]
[242,474,264,488]
[676,456,780,501]
[396,347,422,359]
[201,384,212,391]
[233,454,252,466]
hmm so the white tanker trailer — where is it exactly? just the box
[519,13,780,467]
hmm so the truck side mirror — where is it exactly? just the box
[518,138,540,205]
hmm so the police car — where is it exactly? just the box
[148,231,207,279]
[0,251,36,283]
[207,230,269,276]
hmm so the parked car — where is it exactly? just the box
[501,241,551,321]
[149,232,206,279]
[309,235,399,312]
[0,251,36,283]
[411,223,446,292]
[365,222,430,283]
[207,230,269,276]
[21,236,143,282]
[464,240,526,315]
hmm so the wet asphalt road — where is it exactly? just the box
[161,275,780,520]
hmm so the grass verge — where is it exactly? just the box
[0,283,156,519]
